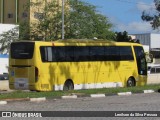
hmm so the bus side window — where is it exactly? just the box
[90,46,104,61]
[74,47,90,61]
[40,47,52,62]
[40,47,48,62]
[54,47,65,62]
[119,46,134,60]
[104,46,120,61]
[47,47,52,61]
[65,47,74,61]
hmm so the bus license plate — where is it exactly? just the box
[19,83,25,87]
[15,78,28,89]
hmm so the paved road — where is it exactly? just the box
[1,93,160,111]
[0,93,160,120]
[0,80,160,120]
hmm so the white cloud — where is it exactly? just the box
[117,1,159,33]
[109,16,154,33]
[108,1,159,34]
[137,2,155,12]
[136,1,157,16]
[116,21,159,34]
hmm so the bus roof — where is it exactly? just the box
[13,39,142,46]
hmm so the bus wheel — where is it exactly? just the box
[127,77,135,87]
[63,80,74,91]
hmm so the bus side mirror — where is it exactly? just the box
[145,53,153,63]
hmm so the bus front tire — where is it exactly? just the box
[63,80,74,91]
[127,77,135,87]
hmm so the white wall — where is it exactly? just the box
[134,34,150,46]
[151,34,160,48]
[133,33,160,49]
[0,24,17,34]
[0,58,8,74]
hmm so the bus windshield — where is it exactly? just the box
[11,42,34,59]
[134,46,147,75]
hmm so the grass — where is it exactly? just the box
[0,84,160,100]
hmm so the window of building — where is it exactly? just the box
[22,12,28,18]
[8,13,13,18]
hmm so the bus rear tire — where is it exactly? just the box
[127,77,135,87]
[63,80,74,91]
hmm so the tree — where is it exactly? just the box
[0,26,19,54]
[65,0,115,39]
[0,0,115,47]
[115,31,132,42]
[141,0,160,29]
[19,21,30,40]
[28,0,115,40]
[29,0,63,40]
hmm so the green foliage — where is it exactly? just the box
[19,21,30,40]
[0,0,116,52]
[0,26,19,54]
[65,0,115,40]
[115,31,132,42]
[29,0,115,40]
[29,0,62,40]
[141,1,160,29]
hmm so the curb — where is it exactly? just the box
[30,97,46,102]
[61,95,77,99]
[143,90,155,93]
[0,101,7,105]
[90,94,105,98]
[0,89,157,104]
[117,92,132,96]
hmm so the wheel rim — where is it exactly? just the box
[127,78,135,87]
[63,81,74,91]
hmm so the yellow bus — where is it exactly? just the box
[9,40,147,91]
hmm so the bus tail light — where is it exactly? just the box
[35,67,39,82]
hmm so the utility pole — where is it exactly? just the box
[62,0,65,40]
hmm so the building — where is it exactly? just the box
[0,54,8,74]
[0,0,29,24]
[132,33,160,49]
[0,0,66,24]
[0,0,69,40]
[131,33,160,64]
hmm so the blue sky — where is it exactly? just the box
[83,0,157,34]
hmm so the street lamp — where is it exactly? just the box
[62,0,65,40]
